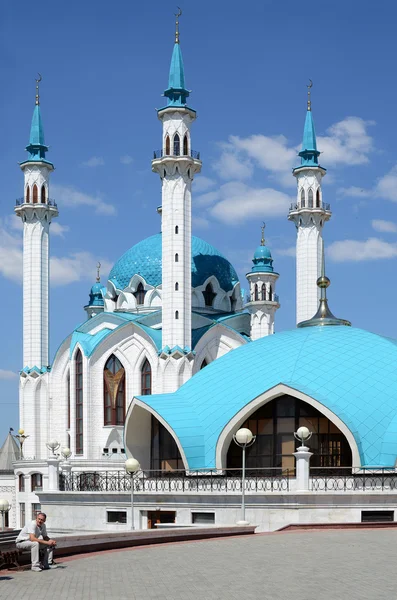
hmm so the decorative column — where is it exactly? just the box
[288,82,331,324]
[293,427,313,492]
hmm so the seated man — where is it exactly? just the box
[15,512,57,572]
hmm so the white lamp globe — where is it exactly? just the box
[47,439,59,450]
[0,499,10,512]
[61,447,71,459]
[296,426,311,442]
[235,428,254,445]
[125,457,140,474]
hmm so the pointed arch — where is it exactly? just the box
[175,225,179,234]
[200,358,208,370]
[26,187,30,203]
[254,284,259,301]
[141,359,152,395]
[104,354,126,426]
[175,253,179,262]
[175,310,179,319]
[261,283,266,301]
[173,133,180,156]
[175,282,179,291]
[300,189,305,207]
[41,185,46,204]
[183,134,188,156]
[33,184,38,204]
[308,188,313,208]
[269,284,273,301]
[316,188,321,207]
[203,282,216,307]
[134,282,145,305]
[75,349,83,454]
[165,135,170,155]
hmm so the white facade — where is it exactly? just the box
[288,166,331,324]
[246,271,280,339]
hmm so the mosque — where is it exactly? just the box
[1,15,397,533]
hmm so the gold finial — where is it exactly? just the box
[260,222,266,246]
[96,262,101,283]
[175,7,182,44]
[35,73,42,106]
[307,79,313,111]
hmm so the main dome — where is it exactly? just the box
[109,233,239,292]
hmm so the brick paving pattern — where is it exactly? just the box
[1,529,396,600]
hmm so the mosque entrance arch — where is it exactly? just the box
[226,394,352,473]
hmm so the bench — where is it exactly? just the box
[0,530,23,570]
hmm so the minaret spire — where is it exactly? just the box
[307,79,312,111]
[96,262,101,283]
[260,222,265,246]
[35,73,41,106]
[175,7,181,44]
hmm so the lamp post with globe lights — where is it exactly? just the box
[46,439,60,457]
[0,499,10,531]
[293,426,313,492]
[233,428,256,525]
[13,429,29,460]
[61,447,72,461]
[125,458,140,530]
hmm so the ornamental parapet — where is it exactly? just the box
[289,202,331,213]
[153,149,200,160]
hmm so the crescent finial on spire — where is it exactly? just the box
[260,222,266,246]
[96,262,101,283]
[175,7,182,44]
[35,73,42,106]
[307,79,313,111]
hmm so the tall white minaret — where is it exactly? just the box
[15,76,58,371]
[152,11,201,351]
[245,224,280,340]
[288,83,331,324]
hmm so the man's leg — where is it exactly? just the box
[40,544,54,568]
[16,541,41,570]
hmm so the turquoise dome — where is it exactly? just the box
[87,282,105,307]
[109,233,239,292]
[249,244,275,274]
[253,245,272,260]
[136,326,397,469]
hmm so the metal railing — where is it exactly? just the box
[310,467,397,492]
[153,149,201,160]
[246,294,279,304]
[59,468,290,493]
[15,198,57,208]
[289,202,331,212]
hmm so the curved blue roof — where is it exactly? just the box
[109,233,239,292]
[136,326,397,469]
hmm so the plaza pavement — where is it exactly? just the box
[1,528,396,600]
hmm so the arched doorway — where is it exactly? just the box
[226,394,352,473]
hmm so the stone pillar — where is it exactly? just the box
[47,458,59,491]
[293,445,313,492]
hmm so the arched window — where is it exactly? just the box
[134,282,145,305]
[300,189,305,207]
[254,284,259,301]
[165,135,170,155]
[151,416,184,470]
[33,185,38,204]
[175,310,179,319]
[202,283,216,307]
[31,473,43,492]
[269,284,273,301]
[75,349,83,454]
[183,134,188,155]
[67,372,70,429]
[308,189,313,208]
[26,187,30,203]
[175,225,179,234]
[261,283,266,301]
[141,359,152,395]
[200,359,208,370]
[19,474,25,492]
[316,188,321,207]
[41,185,46,204]
[175,282,179,291]
[175,253,179,262]
[103,355,126,426]
[173,133,180,156]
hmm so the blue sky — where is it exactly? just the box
[1,0,397,442]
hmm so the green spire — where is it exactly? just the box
[294,81,323,171]
[162,9,191,108]
[24,75,50,162]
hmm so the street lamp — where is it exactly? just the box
[61,447,72,461]
[233,427,256,526]
[12,429,29,460]
[294,426,312,448]
[0,499,10,531]
[125,458,140,530]
[46,439,60,457]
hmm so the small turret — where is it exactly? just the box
[84,263,105,318]
[245,224,280,340]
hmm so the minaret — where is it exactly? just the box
[288,82,331,324]
[15,76,58,370]
[152,11,201,351]
[84,263,105,319]
[245,224,280,340]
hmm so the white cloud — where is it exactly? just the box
[0,369,17,380]
[52,184,116,216]
[231,134,296,176]
[328,237,397,262]
[195,190,220,207]
[371,220,397,233]
[192,215,210,229]
[375,165,397,202]
[51,223,70,237]
[214,146,254,180]
[210,182,292,225]
[0,218,111,286]
[120,155,134,165]
[193,176,216,193]
[318,117,374,166]
[81,156,105,167]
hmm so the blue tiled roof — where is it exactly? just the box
[137,326,397,469]
[109,233,239,292]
